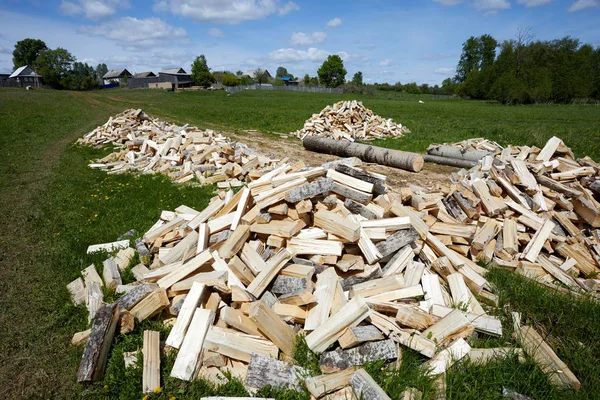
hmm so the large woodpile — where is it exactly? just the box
[78,109,281,187]
[293,100,410,141]
[67,134,600,396]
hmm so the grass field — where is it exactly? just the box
[1,87,599,399]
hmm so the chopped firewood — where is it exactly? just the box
[166,282,206,349]
[305,368,357,398]
[142,330,160,393]
[249,300,296,356]
[320,339,398,373]
[246,353,308,391]
[171,309,215,381]
[67,277,86,306]
[424,338,471,376]
[77,303,120,382]
[513,325,580,390]
[350,368,391,400]
[338,325,385,349]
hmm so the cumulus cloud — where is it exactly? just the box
[59,0,129,20]
[378,59,394,67]
[291,32,327,46]
[278,1,299,15]
[434,67,456,75]
[472,0,511,12]
[154,0,298,24]
[326,17,342,27]
[269,47,330,63]
[79,17,187,48]
[517,0,554,6]
[568,0,598,12]
[208,28,225,37]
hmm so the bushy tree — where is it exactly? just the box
[35,47,75,89]
[191,55,215,87]
[318,55,346,88]
[221,73,239,86]
[12,38,47,70]
[95,63,108,84]
[309,76,319,86]
[303,74,310,85]
[351,71,363,85]
[254,68,269,84]
[276,66,289,78]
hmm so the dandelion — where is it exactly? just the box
[142,396,149,400]
[153,387,162,393]
[104,385,109,389]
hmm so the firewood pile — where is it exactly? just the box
[78,109,281,187]
[66,134,600,396]
[293,100,410,141]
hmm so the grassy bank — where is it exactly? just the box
[1,87,599,399]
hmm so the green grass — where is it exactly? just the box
[1,87,600,399]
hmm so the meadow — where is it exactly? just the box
[0,87,599,399]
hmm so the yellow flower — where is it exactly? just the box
[104,385,109,389]
[142,396,149,400]
[153,387,162,393]
[169,397,176,400]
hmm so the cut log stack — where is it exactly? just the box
[293,100,410,141]
[78,109,282,187]
[66,134,597,395]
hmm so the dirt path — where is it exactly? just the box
[228,131,457,188]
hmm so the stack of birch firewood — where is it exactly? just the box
[67,135,599,397]
[78,109,282,187]
[293,100,410,141]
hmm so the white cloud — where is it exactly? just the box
[208,28,225,37]
[568,0,598,12]
[326,18,342,27]
[472,0,511,12]
[269,47,331,63]
[278,1,299,15]
[517,0,554,6]
[154,0,296,24]
[59,0,129,20]
[434,67,455,75]
[434,0,463,5]
[378,58,394,67]
[290,32,327,46]
[79,17,187,48]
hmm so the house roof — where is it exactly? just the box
[134,71,156,78]
[160,68,188,75]
[102,69,132,79]
[9,66,42,78]
[243,69,272,79]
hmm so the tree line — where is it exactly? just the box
[450,31,600,103]
[12,38,108,90]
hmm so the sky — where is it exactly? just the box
[0,0,599,85]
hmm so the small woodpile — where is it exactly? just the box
[293,100,410,141]
[67,134,600,396]
[78,109,281,187]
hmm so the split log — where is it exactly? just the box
[77,303,120,382]
[320,339,398,373]
[350,369,391,400]
[427,144,491,163]
[142,330,160,393]
[171,309,215,381]
[303,136,424,172]
[246,354,308,391]
[305,368,356,398]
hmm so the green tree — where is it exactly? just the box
[191,55,215,87]
[12,38,48,70]
[221,73,239,86]
[95,63,108,84]
[309,76,319,86]
[35,47,75,89]
[317,55,347,88]
[254,68,269,85]
[276,66,289,78]
[303,74,310,85]
[240,75,253,85]
[236,70,243,76]
[351,71,363,85]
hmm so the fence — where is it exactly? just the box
[0,80,41,88]
[225,84,343,94]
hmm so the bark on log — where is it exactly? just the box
[426,144,491,163]
[303,136,424,173]
[423,154,477,168]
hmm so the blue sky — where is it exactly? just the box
[0,0,598,84]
